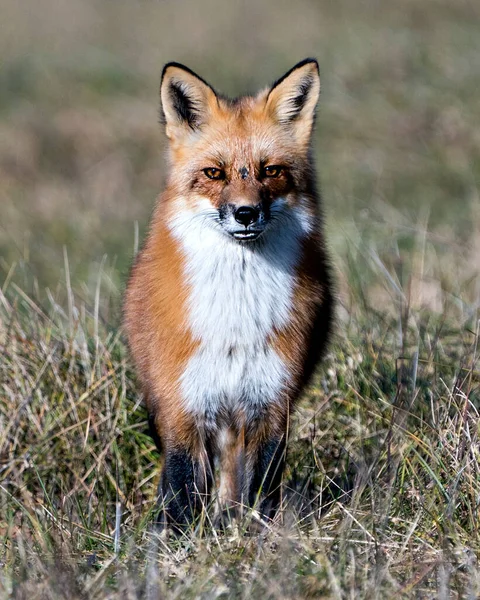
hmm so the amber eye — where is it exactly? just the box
[263,165,283,178]
[203,167,225,180]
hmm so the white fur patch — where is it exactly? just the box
[169,197,312,424]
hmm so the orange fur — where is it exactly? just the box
[124,203,199,446]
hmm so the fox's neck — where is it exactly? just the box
[168,197,313,343]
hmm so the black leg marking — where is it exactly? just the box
[157,447,213,532]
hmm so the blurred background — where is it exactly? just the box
[1,0,479,322]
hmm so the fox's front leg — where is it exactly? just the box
[158,446,213,531]
[151,413,214,531]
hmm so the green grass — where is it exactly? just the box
[1,0,480,597]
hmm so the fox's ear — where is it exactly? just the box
[160,63,217,141]
[265,59,320,145]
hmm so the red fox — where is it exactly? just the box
[124,58,333,529]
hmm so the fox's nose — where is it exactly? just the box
[234,206,259,227]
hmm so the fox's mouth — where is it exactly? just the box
[231,230,264,242]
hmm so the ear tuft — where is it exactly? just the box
[288,74,315,118]
[167,79,200,128]
[160,63,217,139]
[265,59,320,143]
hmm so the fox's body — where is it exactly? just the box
[124,59,333,528]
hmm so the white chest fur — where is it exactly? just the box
[169,199,311,423]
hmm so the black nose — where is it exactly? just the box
[234,206,259,227]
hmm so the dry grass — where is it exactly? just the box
[1,0,480,597]
[1,222,479,598]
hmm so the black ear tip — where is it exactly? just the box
[161,61,190,83]
[160,62,218,102]
[296,58,319,72]
[270,58,320,93]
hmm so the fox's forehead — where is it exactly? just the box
[196,132,283,166]
[184,100,293,166]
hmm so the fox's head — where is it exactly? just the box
[160,59,320,242]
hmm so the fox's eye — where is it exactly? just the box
[203,167,225,180]
[263,165,283,178]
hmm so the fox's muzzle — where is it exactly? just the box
[219,202,268,242]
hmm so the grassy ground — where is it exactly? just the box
[1,0,480,597]
[1,232,480,599]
